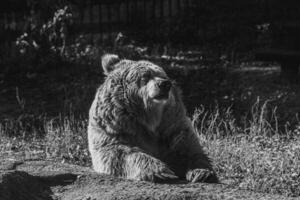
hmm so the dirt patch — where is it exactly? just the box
[0,160,297,200]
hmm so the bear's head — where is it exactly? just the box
[100,54,175,132]
[102,54,173,105]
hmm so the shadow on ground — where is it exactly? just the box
[0,160,297,200]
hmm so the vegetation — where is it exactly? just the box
[1,4,300,199]
[194,102,300,197]
[1,97,300,197]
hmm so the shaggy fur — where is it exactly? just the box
[88,54,218,183]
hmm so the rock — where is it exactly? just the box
[0,160,297,200]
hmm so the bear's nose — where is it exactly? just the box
[159,79,172,91]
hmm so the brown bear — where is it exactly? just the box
[88,54,218,183]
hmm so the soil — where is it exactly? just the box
[0,160,297,200]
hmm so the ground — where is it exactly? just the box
[0,60,300,198]
[0,160,298,200]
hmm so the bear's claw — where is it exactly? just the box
[186,168,218,183]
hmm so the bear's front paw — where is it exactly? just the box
[153,165,178,182]
[186,169,218,183]
[140,163,178,183]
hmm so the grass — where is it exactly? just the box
[193,100,300,197]
[1,53,300,197]
[0,113,90,165]
[1,99,300,197]
[44,114,89,165]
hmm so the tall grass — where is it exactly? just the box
[1,99,300,196]
[192,99,300,197]
[44,114,90,165]
[0,113,90,165]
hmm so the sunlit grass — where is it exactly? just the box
[193,100,300,197]
[0,100,300,197]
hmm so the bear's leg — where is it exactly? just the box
[185,138,218,183]
[168,128,219,183]
[91,144,178,182]
[90,146,127,177]
[124,150,178,182]
[185,155,219,183]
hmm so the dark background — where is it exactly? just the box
[1,0,300,129]
[2,0,300,55]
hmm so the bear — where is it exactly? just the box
[88,54,218,183]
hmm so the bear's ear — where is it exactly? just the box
[101,54,120,75]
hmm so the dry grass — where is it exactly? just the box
[1,100,300,197]
[0,113,90,165]
[193,100,300,197]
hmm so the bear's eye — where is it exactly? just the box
[140,73,151,84]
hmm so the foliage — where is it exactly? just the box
[13,5,108,69]
[14,6,73,70]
